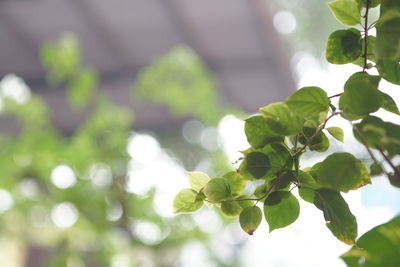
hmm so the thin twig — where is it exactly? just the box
[340,112,391,177]
[328,93,342,99]
[362,0,371,72]
[222,179,279,203]
[375,145,400,178]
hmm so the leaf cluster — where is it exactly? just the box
[173,0,400,257]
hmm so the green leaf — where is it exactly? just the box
[259,102,303,136]
[315,152,365,192]
[244,115,283,148]
[377,60,400,85]
[188,171,211,192]
[298,170,319,203]
[298,170,319,189]
[285,87,330,119]
[203,178,231,203]
[239,144,292,180]
[308,132,330,152]
[299,188,315,203]
[314,188,358,245]
[264,191,300,232]
[341,216,400,266]
[173,189,203,213]
[355,116,400,156]
[339,72,382,119]
[380,91,400,115]
[239,206,262,235]
[223,171,247,196]
[303,120,319,137]
[221,202,243,217]
[326,126,344,142]
[370,162,383,176]
[328,0,361,26]
[242,152,270,179]
[375,10,400,60]
[326,29,362,64]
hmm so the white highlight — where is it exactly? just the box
[273,11,297,34]
[0,74,31,104]
[0,189,13,213]
[51,202,79,228]
[51,165,76,189]
[127,134,161,164]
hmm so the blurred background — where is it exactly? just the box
[0,0,399,266]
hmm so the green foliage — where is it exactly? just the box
[328,0,361,26]
[376,60,400,85]
[173,2,400,262]
[134,46,224,125]
[244,116,283,148]
[173,189,204,213]
[40,34,97,109]
[326,29,362,64]
[239,206,262,235]
[326,126,344,141]
[341,216,400,266]
[313,153,370,192]
[339,72,382,119]
[264,191,300,232]
[1,34,228,266]
[259,102,303,136]
[285,86,330,118]
[314,188,358,245]
[188,171,211,192]
[203,178,232,203]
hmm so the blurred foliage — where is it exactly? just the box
[135,46,225,126]
[0,34,242,267]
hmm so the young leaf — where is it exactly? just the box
[315,152,364,192]
[264,191,300,232]
[326,126,344,142]
[328,0,361,26]
[285,87,330,118]
[259,102,303,136]
[314,188,358,245]
[244,115,283,148]
[239,206,262,235]
[188,171,210,192]
[223,171,247,196]
[326,29,362,64]
[221,202,243,217]
[173,189,203,213]
[339,72,382,119]
[203,178,231,203]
